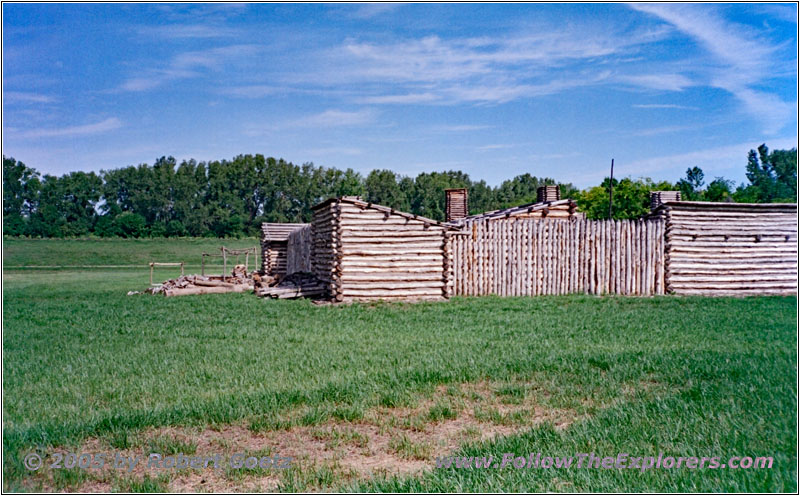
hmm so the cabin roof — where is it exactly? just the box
[650,201,797,216]
[311,196,459,229]
[456,199,577,224]
[261,223,309,242]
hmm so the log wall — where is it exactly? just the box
[310,200,340,299]
[262,242,288,276]
[451,218,666,296]
[658,203,797,296]
[337,202,450,302]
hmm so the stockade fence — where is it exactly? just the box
[450,218,666,296]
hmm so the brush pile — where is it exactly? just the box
[256,271,327,299]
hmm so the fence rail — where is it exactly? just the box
[451,218,666,296]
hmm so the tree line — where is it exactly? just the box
[3,144,795,238]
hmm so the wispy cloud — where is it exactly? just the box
[632,124,700,137]
[632,103,699,110]
[3,91,57,104]
[134,24,240,39]
[219,85,281,98]
[290,109,376,128]
[306,146,363,156]
[476,144,515,152]
[630,3,796,134]
[116,44,261,92]
[322,26,667,105]
[357,93,438,104]
[433,124,492,132]
[19,117,122,139]
[345,4,402,20]
[620,73,694,91]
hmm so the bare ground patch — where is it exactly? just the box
[26,379,635,492]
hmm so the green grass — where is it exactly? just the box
[3,236,259,268]
[2,239,797,491]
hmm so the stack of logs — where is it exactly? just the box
[147,265,257,297]
[256,272,327,299]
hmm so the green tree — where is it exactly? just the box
[676,166,704,201]
[3,156,41,235]
[742,144,797,202]
[365,169,410,211]
[703,177,735,202]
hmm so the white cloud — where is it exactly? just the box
[19,118,122,139]
[357,93,438,104]
[620,137,799,180]
[620,73,694,91]
[322,26,666,105]
[3,91,57,104]
[476,144,515,152]
[433,124,492,132]
[290,109,376,127]
[135,24,240,39]
[117,44,261,92]
[632,103,699,110]
[630,3,796,134]
[346,4,401,19]
[306,146,363,156]
[220,85,281,98]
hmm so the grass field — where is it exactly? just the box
[3,237,260,268]
[2,238,797,492]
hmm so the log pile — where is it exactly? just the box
[652,201,797,296]
[145,272,258,297]
[256,271,327,299]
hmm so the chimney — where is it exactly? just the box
[650,191,681,210]
[537,185,560,203]
[445,188,468,222]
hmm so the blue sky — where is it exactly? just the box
[2,3,797,188]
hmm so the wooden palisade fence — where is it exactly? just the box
[451,218,666,296]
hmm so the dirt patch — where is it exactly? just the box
[34,380,580,492]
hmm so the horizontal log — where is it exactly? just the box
[668,229,797,236]
[341,248,443,256]
[672,288,796,296]
[341,241,443,249]
[668,260,796,268]
[342,276,443,284]
[342,288,444,296]
[340,269,445,277]
[339,231,445,239]
[668,274,797,282]
[341,281,444,290]
[340,218,441,227]
[666,241,796,249]
[670,279,797,288]
[342,296,446,302]
[668,268,797,276]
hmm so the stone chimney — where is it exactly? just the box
[445,188,468,222]
[537,185,560,203]
[650,191,681,210]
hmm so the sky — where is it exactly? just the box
[2,2,797,189]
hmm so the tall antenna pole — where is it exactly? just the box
[608,159,614,220]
